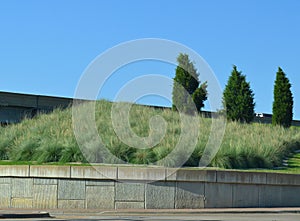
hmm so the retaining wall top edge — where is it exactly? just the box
[0,165,30,177]
[0,165,299,185]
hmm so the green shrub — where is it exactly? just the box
[36,143,63,163]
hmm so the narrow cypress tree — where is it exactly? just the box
[223,65,255,123]
[172,53,207,114]
[272,67,293,127]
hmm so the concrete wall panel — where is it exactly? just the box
[259,185,282,207]
[12,178,33,198]
[0,184,11,208]
[58,180,85,200]
[281,186,300,207]
[86,186,115,209]
[146,181,175,209]
[232,184,259,208]
[175,182,205,209]
[205,183,233,208]
[33,185,57,209]
[115,182,145,202]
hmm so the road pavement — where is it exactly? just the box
[1,213,300,221]
[1,208,300,221]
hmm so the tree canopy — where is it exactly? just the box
[272,67,293,127]
[223,65,255,123]
[172,53,207,114]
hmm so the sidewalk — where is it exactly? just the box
[1,207,300,219]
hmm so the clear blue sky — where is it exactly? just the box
[1,0,300,118]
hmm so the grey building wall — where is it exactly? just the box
[0,91,72,124]
[1,91,300,126]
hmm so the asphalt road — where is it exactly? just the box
[2,213,300,221]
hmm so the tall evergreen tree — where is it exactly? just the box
[223,65,255,123]
[272,67,293,127]
[172,53,207,114]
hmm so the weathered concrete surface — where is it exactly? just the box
[33,184,57,209]
[146,181,175,209]
[0,165,29,177]
[217,171,267,184]
[117,167,166,181]
[165,168,177,180]
[0,177,11,184]
[175,182,205,209]
[232,184,259,208]
[11,198,33,208]
[216,171,267,185]
[259,185,283,207]
[58,200,85,209]
[0,184,11,208]
[259,185,300,207]
[71,166,117,180]
[1,165,300,209]
[33,178,58,185]
[248,172,267,184]
[86,180,114,186]
[0,178,12,207]
[170,169,217,182]
[58,180,85,200]
[11,178,33,198]
[86,186,115,209]
[115,201,145,209]
[30,165,70,178]
[280,186,300,207]
[205,183,233,208]
[266,173,300,186]
[115,182,145,202]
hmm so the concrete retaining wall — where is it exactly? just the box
[1,165,300,209]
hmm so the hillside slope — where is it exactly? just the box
[0,100,299,169]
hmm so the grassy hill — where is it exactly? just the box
[0,100,299,169]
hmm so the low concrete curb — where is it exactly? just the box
[87,208,300,215]
[1,208,300,219]
[48,208,300,216]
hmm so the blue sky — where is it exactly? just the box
[1,0,300,118]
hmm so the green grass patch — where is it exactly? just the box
[288,153,300,168]
[0,99,300,170]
